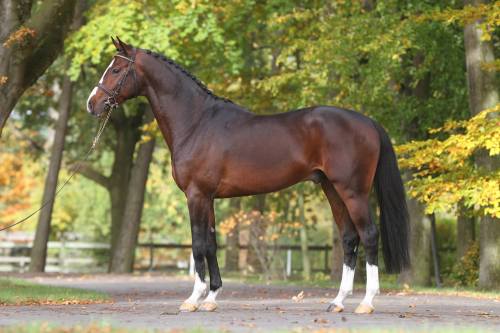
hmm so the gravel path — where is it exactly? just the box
[0,274,499,332]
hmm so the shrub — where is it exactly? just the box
[451,242,479,287]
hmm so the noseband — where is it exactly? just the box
[97,49,138,110]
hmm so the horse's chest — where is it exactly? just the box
[171,156,220,193]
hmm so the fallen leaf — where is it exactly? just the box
[161,311,179,315]
[313,318,329,324]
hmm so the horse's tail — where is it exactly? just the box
[372,121,410,274]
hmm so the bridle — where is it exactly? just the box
[97,48,138,110]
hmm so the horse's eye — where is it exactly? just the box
[112,68,120,74]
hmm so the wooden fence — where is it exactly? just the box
[0,241,109,273]
[0,241,332,274]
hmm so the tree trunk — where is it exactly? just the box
[247,194,266,273]
[108,108,142,261]
[361,0,375,11]
[225,197,241,272]
[464,0,500,289]
[456,203,475,260]
[298,187,311,280]
[29,75,73,272]
[330,225,343,282]
[27,0,85,272]
[109,107,155,273]
[400,197,432,286]
[398,51,433,285]
[0,0,77,136]
[75,107,143,269]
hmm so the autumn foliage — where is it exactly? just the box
[0,128,39,228]
[397,104,500,218]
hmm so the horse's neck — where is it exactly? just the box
[143,64,211,153]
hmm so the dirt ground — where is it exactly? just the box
[0,274,499,332]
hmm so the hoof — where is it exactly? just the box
[354,303,374,314]
[326,303,344,313]
[179,302,198,312]
[199,302,217,312]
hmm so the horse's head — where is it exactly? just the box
[87,37,141,116]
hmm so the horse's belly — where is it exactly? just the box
[214,160,311,198]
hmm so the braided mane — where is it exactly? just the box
[142,48,232,103]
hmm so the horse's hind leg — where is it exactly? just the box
[321,179,360,313]
[334,184,379,314]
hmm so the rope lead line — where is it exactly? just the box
[0,109,113,232]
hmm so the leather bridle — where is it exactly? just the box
[97,49,138,110]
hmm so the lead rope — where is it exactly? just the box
[0,109,113,232]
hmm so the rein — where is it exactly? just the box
[0,51,137,232]
[0,110,112,232]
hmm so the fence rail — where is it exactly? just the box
[0,241,332,274]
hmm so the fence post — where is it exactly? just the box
[148,243,154,271]
[324,246,329,273]
[189,251,195,276]
[286,249,292,276]
[59,236,66,273]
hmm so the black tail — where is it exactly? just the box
[372,121,410,274]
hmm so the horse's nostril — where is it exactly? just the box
[88,100,94,112]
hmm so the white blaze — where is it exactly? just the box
[86,58,115,113]
[86,87,98,113]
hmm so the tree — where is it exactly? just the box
[0,127,40,227]
[76,105,144,270]
[298,185,311,281]
[109,107,156,273]
[29,75,74,272]
[0,0,78,136]
[29,0,85,272]
[463,0,499,289]
[224,198,241,272]
[397,0,499,288]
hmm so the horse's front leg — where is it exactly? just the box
[179,190,222,312]
[199,201,222,312]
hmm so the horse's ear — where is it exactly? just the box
[111,36,121,52]
[116,36,130,56]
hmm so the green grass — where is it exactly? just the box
[0,278,110,305]
[223,272,500,300]
[0,323,495,333]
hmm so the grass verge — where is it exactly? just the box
[224,273,500,300]
[0,323,496,333]
[0,277,110,306]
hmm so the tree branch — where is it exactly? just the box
[0,0,77,135]
[74,162,110,189]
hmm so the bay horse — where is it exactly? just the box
[87,37,410,314]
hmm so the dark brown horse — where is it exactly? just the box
[87,37,410,314]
